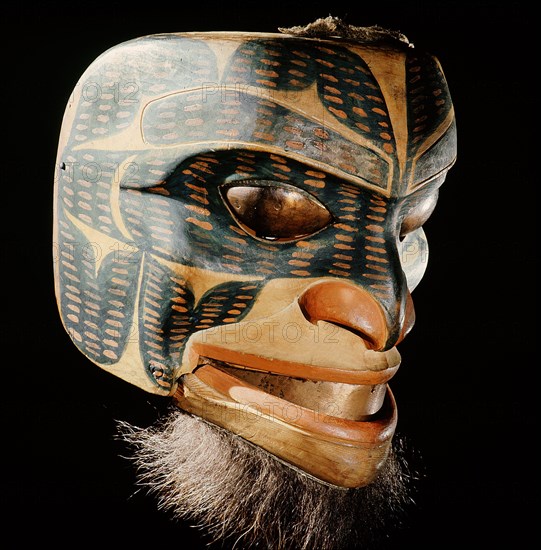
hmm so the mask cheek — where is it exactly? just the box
[398,227,429,292]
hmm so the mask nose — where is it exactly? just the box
[298,280,415,351]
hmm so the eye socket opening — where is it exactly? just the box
[220,180,333,243]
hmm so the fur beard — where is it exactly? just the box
[119,408,418,550]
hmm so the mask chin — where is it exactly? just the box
[174,358,398,488]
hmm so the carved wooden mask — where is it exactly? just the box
[53,31,456,488]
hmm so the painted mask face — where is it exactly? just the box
[53,31,456,488]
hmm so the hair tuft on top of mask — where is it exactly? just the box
[279,15,413,48]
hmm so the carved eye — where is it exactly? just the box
[220,181,333,242]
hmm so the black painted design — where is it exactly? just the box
[55,34,456,392]
[138,255,265,390]
[120,150,406,319]
[406,52,453,155]
[223,40,395,154]
[57,211,141,364]
[142,93,388,188]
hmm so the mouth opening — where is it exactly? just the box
[194,357,388,421]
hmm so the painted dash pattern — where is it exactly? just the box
[54,33,456,393]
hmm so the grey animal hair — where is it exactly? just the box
[279,15,413,48]
[118,408,419,550]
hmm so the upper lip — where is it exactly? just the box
[177,300,401,429]
[178,301,401,386]
[187,341,400,385]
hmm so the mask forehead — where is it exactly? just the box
[60,33,456,196]
[54,31,456,396]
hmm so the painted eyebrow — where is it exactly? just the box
[197,152,383,197]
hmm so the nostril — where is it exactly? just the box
[325,320,380,350]
[298,301,378,349]
[298,299,379,349]
[298,281,389,351]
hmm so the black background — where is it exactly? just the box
[4,1,535,547]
